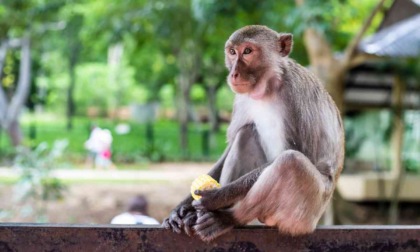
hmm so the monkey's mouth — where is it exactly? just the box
[230,80,250,87]
[232,83,248,87]
[230,82,251,94]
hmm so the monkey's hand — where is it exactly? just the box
[162,203,197,236]
[194,209,237,242]
[192,188,233,211]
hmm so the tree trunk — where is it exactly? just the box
[66,42,80,131]
[7,119,22,146]
[298,0,387,113]
[0,41,9,125]
[66,58,76,130]
[206,85,220,133]
[302,28,346,111]
[324,68,346,113]
[65,16,83,130]
[175,41,201,159]
[177,72,191,158]
[388,74,405,224]
[108,43,124,120]
[0,40,8,82]
[6,37,31,146]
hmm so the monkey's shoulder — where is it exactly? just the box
[282,59,323,86]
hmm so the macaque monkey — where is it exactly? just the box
[163,25,344,242]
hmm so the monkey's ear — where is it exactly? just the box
[278,33,293,57]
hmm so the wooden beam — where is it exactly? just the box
[0,224,419,251]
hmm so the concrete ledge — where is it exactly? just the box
[337,173,420,201]
[0,224,419,251]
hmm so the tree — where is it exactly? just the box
[0,0,66,146]
[71,0,301,157]
[63,14,83,130]
[0,1,33,147]
[0,37,31,146]
[294,0,388,112]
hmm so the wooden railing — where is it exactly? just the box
[0,224,419,251]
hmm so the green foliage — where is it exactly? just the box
[124,40,177,101]
[11,140,68,222]
[286,0,386,51]
[73,61,145,114]
[158,84,175,108]
[191,84,206,104]
[344,110,392,170]
[2,0,418,169]
[404,112,420,173]
[3,0,386,121]
[345,110,420,173]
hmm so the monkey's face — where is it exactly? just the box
[225,41,269,96]
[224,25,293,99]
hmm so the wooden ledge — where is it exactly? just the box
[0,224,419,251]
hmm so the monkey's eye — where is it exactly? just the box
[244,48,252,54]
[229,49,236,55]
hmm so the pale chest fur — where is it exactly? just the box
[248,99,286,162]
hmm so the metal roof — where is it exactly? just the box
[377,0,420,30]
[358,13,420,57]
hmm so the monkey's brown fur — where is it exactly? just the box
[163,25,344,242]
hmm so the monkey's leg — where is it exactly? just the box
[233,150,334,236]
[194,209,239,242]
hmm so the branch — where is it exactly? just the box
[342,0,387,68]
[6,37,31,126]
[0,40,9,126]
[0,86,8,127]
[349,53,379,68]
[0,40,8,81]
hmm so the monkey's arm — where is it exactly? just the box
[191,167,266,243]
[164,124,266,236]
[193,124,267,211]
[193,165,265,211]
[162,144,231,235]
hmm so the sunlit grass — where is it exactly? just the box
[1,113,227,166]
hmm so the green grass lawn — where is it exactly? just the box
[0,114,227,166]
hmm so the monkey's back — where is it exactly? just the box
[281,59,344,174]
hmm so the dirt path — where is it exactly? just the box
[0,163,213,224]
[2,163,420,226]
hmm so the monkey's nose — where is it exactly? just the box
[232,72,239,79]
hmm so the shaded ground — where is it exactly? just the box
[1,162,420,226]
[0,163,211,224]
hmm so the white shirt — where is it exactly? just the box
[110,212,159,225]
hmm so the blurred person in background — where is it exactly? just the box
[84,126,115,169]
[111,195,159,225]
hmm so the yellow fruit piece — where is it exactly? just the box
[190,174,221,200]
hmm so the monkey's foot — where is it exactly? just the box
[194,210,236,242]
[162,205,197,236]
[181,210,197,236]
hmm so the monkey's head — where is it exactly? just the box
[225,25,293,99]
